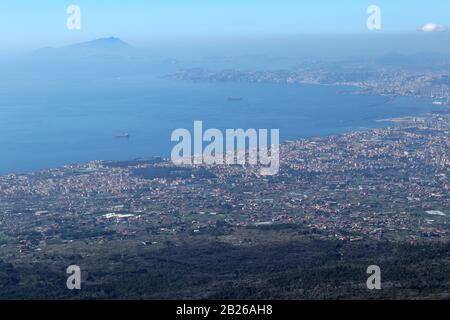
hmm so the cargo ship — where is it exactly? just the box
[115,133,130,139]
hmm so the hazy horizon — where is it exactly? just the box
[2,0,450,51]
[3,34,450,62]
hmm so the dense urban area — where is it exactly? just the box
[170,54,450,104]
[0,113,449,299]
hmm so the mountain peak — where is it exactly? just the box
[34,37,134,58]
[66,37,132,50]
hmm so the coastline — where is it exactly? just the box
[0,82,441,176]
[0,109,437,177]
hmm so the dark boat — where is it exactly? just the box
[227,97,243,102]
[115,133,130,139]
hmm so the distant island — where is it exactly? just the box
[35,37,133,57]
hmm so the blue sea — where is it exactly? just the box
[0,58,437,175]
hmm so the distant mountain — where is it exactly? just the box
[64,37,132,51]
[34,37,134,58]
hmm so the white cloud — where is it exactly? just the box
[420,23,448,33]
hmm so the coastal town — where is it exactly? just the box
[0,114,448,255]
[169,57,450,104]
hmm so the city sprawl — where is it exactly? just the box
[1,115,448,248]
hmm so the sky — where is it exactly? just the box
[1,0,450,50]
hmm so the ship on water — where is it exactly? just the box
[227,97,243,102]
[115,133,130,139]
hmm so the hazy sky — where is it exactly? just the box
[1,0,450,50]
